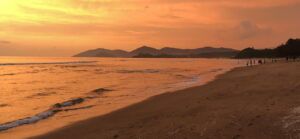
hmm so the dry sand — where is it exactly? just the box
[32,62,300,139]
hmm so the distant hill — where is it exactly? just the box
[235,38,300,58]
[74,46,239,58]
[129,46,161,57]
[73,48,128,57]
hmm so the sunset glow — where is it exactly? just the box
[1,1,300,138]
[0,0,300,56]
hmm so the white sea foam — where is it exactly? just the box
[210,68,223,73]
[0,98,86,131]
[0,110,56,131]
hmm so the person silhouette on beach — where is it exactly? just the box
[258,60,262,64]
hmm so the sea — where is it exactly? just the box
[0,57,245,136]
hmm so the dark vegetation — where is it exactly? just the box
[236,38,300,59]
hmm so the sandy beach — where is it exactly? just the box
[31,62,300,139]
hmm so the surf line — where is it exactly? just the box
[0,88,112,131]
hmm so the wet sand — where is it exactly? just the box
[32,62,300,139]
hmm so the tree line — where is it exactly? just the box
[235,38,300,59]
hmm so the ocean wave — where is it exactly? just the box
[117,69,160,73]
[0,98,85,131]
[178,60,195,62]
[0,110,57,131]
[147,68,225,93]
[0,104,9,107]
[0,110,56,131]
[53,98,84,108]
[90,88,113,94]
[56,64,98,68]
[0,73,15,76]
[0,88,112,131]
[63,105,95,112]
[0,69,51,77]
[0,61,97,66]
[166,78,202,89]
[210,68,223,73]
[27,92,57,98]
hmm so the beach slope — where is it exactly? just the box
[32,62,300,139]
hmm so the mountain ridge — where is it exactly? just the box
[73,46,239,58]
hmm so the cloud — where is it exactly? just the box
[0,0,299,56]
[0,40,10,44]
[234,21,272,39]
[150,0,300,8]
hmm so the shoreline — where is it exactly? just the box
[0,61,239,139]
[31,62,300,139]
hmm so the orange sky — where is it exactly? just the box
[0,0,300,56]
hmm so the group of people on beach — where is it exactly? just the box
[246,57,298,66]
[286,56,298,62]
[246,59,267,66]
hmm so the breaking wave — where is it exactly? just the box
[0,87,113,131]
